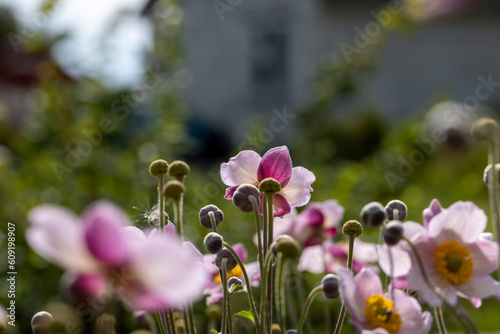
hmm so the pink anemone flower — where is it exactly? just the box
[221,146,315,217]
[338,267,432,334]
[379,200,500,307]
[27,200,208,311]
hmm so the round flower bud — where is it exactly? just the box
[31,311,54,334]
[149,159,169,177]
[163,180,185,200]
[286,330,297,334]
[168,160,190,180]
[321,274,340,299]
[271,235,302,261]
[271,324,283,334]
[342,220,363,238]
[360,201,386,228]
[227,276,242,289]
[471,117,499,142]
[205,304,221,319]
[233,184,260,212]
[204,232,223,254]
[258,177,281,194]
[147,209,169,229]
[382,221,404,246]
[215,248,238,271]
[385,200,407,221]
[483,164,500,187]
[199,205,224,229]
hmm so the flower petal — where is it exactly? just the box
[354,267,384,301]
[338,268,367,322]
[298,245,325,274]
[423,198,442,228]
[280,167,315,209]
[26,205,98,272]
[456,274,500,301]
[392,289,433,334]
[402,221,426,242]
[220,150,261,187]
[224,185,239,200]
[257,146,293,186]
[377,244,412,277]
[273,193,292,218]
[428,201,487,244]
[469,237,499,275]
[82,201,131,267]
[232,243,248,263]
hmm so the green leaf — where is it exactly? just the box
[235,310,255,324]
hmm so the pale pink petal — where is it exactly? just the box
[321,200,344,231]
[469,238,499,275]
[123,226,147,243]
[377,244,412,277]
[353,239,378,263]
[220,150,261,186]
[131,237,209,308]
[26,205,99,273]
[338,268,367,321]
[392,289,433,334]
[354,267,384,301]
[273,208,297,240]
[245,261,261,286]
[298,245,325,274]
[362,329,389,334]
[423,198,442,228]
[148,222,177,239]
[257,146,293,186]
[402,221,426,241]
[428,201,487,244]
[456,274,500,301]
[280,167,315,209]
[82,201,131,267]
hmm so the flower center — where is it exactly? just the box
[214,265,243,284]
[434,240,473,285]
[364,294,402,333]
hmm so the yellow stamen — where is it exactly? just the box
[364,294,402,333]
[214,265,243,284]
[434,240,473,285]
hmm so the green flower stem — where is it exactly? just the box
[167,310,176,334]
[155,312,167,334]
[185,304,197,334]
[174,197,184,242]
[158,175,165,233]
[220,260,228,334]
[296,286,322,334]
[221,259,234,334]
[260,251,274,334]
[262,195,269,259]
[275,253,287,332]
[265,192,275,332]
[208,211,218,233]
[248,194,264,280]
[434,307,448,334]
[402,236,478,334]
[223,242,261,333]
[285,269,299,329]
[333,233,355,334]
[487,137,500,280]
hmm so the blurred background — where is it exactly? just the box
[1,0,500,332]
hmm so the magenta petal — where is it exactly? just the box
[224,185,239,199]
[257,146,293,186]
[273,193,291,218]
[300,205,325,227]
[232,243,248,263]
[148,222,177,239]
[82,201,130,267]
[423,198,442,228]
